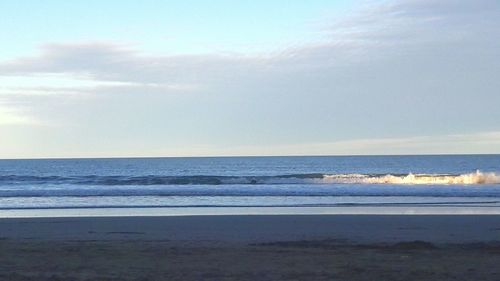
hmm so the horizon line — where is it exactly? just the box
[1,153,499,161]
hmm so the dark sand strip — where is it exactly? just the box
[1,215,500,281]
[1,215,500,243]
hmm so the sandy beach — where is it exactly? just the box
[2,0,499,278]
[1,215,500,280]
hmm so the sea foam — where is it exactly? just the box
[321,171,500,185]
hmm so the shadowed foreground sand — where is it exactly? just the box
[1,215,500,281]
[1,239,500,280]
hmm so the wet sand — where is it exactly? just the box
[1,215,500,280]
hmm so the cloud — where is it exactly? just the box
[2,130,499,158]
[0,0,499,156]
[199,131,500,156]
[0,0,498,85]
[0,104,36,126]
[0,42,269,86]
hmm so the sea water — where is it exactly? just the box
[1,155,499,216]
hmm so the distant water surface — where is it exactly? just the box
[0,155,499,214]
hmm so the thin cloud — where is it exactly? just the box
[0,0,498,86]
[0,0,499,157]
[201,131,500,156]
[0,42,267,85]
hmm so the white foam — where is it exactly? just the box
[321,171,500,185]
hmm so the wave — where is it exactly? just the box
[2,201,500,210]
[0,171,499,186]
[322,171,500,185]
[0,174,322,186]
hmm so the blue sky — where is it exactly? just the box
[0,0,352,57]
[0,0,499,158]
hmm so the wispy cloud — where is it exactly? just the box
[0,42,265,85]
[3,130,499,159]
[0,0,499,157]
[0,104,36,126]
[1,0,498,85]
[185,131,500,157]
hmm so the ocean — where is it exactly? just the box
[1,155,500,217]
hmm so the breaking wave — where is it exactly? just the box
[0,171,499,186]
[322,171,500,185]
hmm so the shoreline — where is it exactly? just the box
[2,205,500,218]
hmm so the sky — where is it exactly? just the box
[0,0,499,158]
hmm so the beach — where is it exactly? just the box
[1,215,500,280]
[2,0,499,278]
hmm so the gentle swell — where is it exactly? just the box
[0,171,499,186]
